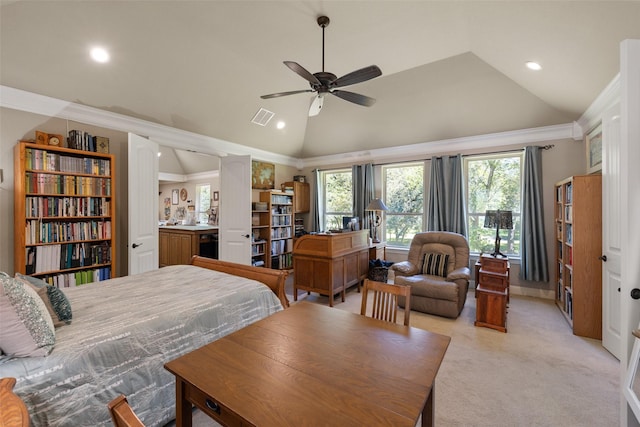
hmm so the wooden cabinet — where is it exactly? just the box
[475,255,510,333]
[14,141,116,285]
[259,191,294,269]
[283,181,310,213]
[158,226,218,267]
[554,175,602,339]
[292,230,369,306]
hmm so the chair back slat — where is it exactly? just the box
[361,279,411,326]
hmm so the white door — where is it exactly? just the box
[620,39,640,426]
[602,102,622,359]
[219,155,251,264]
[128,133,159,275]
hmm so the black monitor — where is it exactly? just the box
[342,216,359,231]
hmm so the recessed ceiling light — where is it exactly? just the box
[157,152,162,157]
[276,121,286,130]
[526,61,542,71]
[90,47,110,63]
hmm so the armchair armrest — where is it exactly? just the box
[391,261,419,277]
[446,266,471,281]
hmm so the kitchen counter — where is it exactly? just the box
[159,226,218,266]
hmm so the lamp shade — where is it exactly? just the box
[483,210,513,230]
[366,198,388,211]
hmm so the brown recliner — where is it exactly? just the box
[391,231,470,318]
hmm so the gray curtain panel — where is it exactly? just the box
[520,146,549,282]
[352,163,375,236]
[311,169,321,232]
[427,154,467,236]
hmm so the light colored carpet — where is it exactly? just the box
[172,283,620,426]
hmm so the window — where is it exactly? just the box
[195,184,211,224]
[321,169,352,231]
[382,164,424,247]
[464,153,522,256]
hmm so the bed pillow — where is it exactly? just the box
[16,273,72,326]
[421,252,449,277]
[0,275,55,357]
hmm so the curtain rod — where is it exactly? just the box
[313,144,554,172]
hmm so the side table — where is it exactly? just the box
[475,255,510,332]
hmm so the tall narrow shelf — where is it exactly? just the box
[14,141,116,286]
[259,191,294,270]
[554,175,602,339]
[251,205,269,268]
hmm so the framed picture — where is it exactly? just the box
[252,161,275,189]
[172,189,179,205]
[213,191,219,201]
[586,123,603,174]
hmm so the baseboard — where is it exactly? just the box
[472,281,555,300]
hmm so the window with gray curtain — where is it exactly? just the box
[427,154,467,236]
[519,146,549,282]
[352,164,374,238]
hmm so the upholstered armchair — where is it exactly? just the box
[391,231,470,318]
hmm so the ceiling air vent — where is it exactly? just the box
[251,108,275,126]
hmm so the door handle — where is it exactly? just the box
[598,255,607,261]
[242,234,250,239]
[632,289,640,300]
[132,243,143,249]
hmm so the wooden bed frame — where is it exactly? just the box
[189,256,289,308]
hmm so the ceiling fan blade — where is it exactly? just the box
[331,90,376,107]
[284,61,321,86]
[331,65,382,88]
[261,89,314,99]
[308,94,324,117]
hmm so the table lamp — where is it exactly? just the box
[366,198,388,243]
[483,209,513,257]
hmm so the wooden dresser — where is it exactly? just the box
[292,230,369,306]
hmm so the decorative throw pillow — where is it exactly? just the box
[0,275,55,357]
[421,253,449,277]
[16,273,72,325]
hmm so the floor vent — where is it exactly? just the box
[251,108,275,126]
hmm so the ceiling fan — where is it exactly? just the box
[260,16,382,116]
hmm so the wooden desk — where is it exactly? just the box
[293,230,369,306]
[165,302,450,427]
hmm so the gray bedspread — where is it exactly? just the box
[0,264,283,426]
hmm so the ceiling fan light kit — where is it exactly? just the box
[261,15,382,116]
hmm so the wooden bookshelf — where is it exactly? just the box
[259,191,294,270]
[14,141,116,286]
[554,175,602,339]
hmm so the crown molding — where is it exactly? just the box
[2,85,578,171]
[576,73,621,134]
[0,85,298,168]
[300,123,578,169]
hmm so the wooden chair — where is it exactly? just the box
[360,279,411,326]
[108,395,145,427]
[0,377,29,427]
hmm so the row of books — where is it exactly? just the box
[25,172,111,196]
[25,219,112,244]
[270,253,293,269]
[270,238,293,255]
[25,242,111,274]
[270,195,292,205]
[67,130,109,153]
[271,216,291,226]
[272,205,292,214]
[25,148,110,175]
[271,227,291,239]
[37,267,111,288]
[26,196,111,218]
[564,287,573,319]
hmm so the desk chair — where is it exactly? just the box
[361,279,411,326]
[108,395,145,427]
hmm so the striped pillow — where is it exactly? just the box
[421,253,449,277]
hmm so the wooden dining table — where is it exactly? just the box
[164,301,450,426]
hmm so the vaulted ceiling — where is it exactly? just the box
[2,1,640,160]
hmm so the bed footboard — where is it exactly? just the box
[189,256,289,308]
